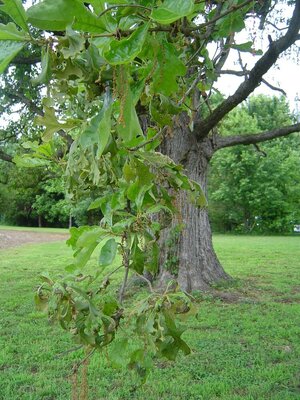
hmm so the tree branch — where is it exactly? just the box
[194,0,300,139]
[214,123,300,151]
[261,78,286,96]
[219,70,287,95]
[192,0,253,32]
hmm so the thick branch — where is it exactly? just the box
[214,123,300,151]
[195,0,300,139]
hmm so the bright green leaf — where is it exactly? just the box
[13,154,50,168]
[217,11,245,37]
[104,23,149,65]
[232,41,263,55]
[151,0,194,25]
[152,41,186,96]
[27,0,110,33]
[0,0,30,33]
[0,40,24,74]
[0,22,28,41]
[99,238,118,266]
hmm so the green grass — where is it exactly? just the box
[0,236,300,399]
[0,225,69,234]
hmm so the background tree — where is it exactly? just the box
[209,95,300,233]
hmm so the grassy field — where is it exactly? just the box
[0,234,300,399]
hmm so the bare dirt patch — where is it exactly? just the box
[0,229,69,249]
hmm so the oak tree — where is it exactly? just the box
[0,2,300,388]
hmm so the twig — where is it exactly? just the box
[178,74,202,106]
[134,272,155,293]
[54,345,83,359]
[119,262,129,304]
[104,265,123,280]
[118,227,131,303]
[127,126,168,151]
[187,0,253,32]
[72,348,96,373]
[261,78,286,96]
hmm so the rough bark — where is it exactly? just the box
[157,116,229,291]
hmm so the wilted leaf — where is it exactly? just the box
[35,106,80,142]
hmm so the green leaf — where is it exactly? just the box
[109,338,129,368]
[152,41,186,96]
[123,161,136,183]
[0,0,30,33]
[27,0,110,33]
[150,95,181,127]
[80,101,112,157]
[115,66,143,143]
[104,23,149,65]
[99,238,118,266]
[151,0,194,25]
[0,40,24,74]
[35,106,80,142]
[130,235,145,274]
[231,41,263,55]
[216,11,245,37]
[0,22,28,41]
[146,241,159,274]
[117,93,143,143]
[67,226,93,249]
[13,154,50,168]
[32,47,51,85]
[67,226,106,270]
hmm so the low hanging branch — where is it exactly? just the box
[214,123,300,151]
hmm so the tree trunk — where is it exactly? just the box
[38,215,42,228]
[157,117,230,291]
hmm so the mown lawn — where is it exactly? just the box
[0,235,300,399]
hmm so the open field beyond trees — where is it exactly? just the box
[0,232,299,400]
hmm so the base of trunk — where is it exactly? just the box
[156,250,231,292]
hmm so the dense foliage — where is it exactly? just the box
[209,96,300,233]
